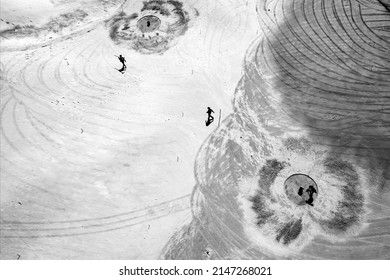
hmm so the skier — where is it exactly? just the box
[116,54,127,73]
[205,107,215,126]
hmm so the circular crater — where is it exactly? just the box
[136,15,161,33]
[284,174,318,206]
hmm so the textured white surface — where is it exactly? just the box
[0,0,259,259]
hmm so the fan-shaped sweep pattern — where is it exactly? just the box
[0,0,259,259]
[162,0,390,260]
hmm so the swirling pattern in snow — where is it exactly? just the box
[107,0,197,54]
[161,0,390,260]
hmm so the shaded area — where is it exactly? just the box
[318,158,365,234]
[162,0,390,259]
[378,0,390,11]
[276,219,303,245]
[250,160,284,225]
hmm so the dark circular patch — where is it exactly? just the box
[284,174,318,206]
[137,15,161,33]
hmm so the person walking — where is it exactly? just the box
[205,107,215,126]
[116,54,127,73]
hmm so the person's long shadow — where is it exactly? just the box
[117,65,126,74]
[205,116,214,126]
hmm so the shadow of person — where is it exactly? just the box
[117,64,126,74]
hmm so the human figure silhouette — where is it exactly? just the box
[305,186,317,206]
[297,186,317,206]
[116,54,127,73]
[205,107,215,126]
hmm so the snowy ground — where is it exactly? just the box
[0,0,259,259]
[162,0,390,259]
[1,0,389,260]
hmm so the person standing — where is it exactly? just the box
[116,54,127,73]
[205,107,215,126]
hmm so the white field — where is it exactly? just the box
[1,0,389,260]
[0,0,259,259]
